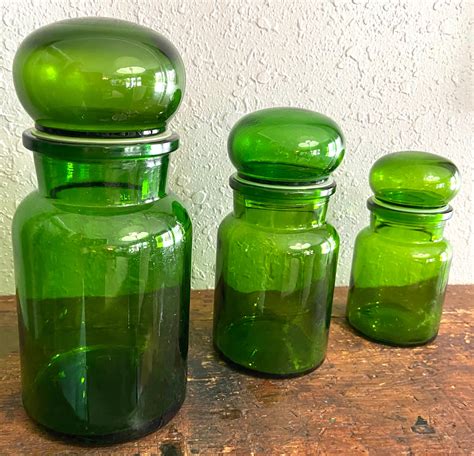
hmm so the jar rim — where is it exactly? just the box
[368,197,453,223]
[22,128,179,159]
[230,174,336,200]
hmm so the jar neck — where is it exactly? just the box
[233,192,329,229]
[370,208,447,242]
[34,153,169,207]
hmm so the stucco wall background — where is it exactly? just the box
[0,0,472,294]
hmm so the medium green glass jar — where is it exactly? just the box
[347,151,460,346]
[214,108,345,376]
[12,18,192,442]
[214,177,339,375]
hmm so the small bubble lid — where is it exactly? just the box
[370,151,460,208]
[228,107,345,184]
[13,18,185,137]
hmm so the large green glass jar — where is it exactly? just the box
[347,151,460,346]
[214,108,345,376]
[12,19,191,442]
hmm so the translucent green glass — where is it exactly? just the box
[12,17,190,442]
[13,150,192,441]
[346,199,452,346]
[228,108,345,183]
[13,18,184,135]
[213,177,339,376]
[370,151,460,208]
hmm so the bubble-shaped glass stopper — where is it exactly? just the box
[370,151,460,208]
[13,17,185,136]
[228,107,345,183]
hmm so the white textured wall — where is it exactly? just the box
[0,0,472,293]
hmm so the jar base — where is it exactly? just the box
[214,342,325,378]
[25,397,185,445]
[346,317,438,347]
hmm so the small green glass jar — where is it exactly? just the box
[347,151,460,346]
[214,108,345,376]
[12,18,191,442]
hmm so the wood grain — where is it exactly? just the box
[0,287,472,455]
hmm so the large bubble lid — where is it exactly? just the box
[13,17,185,137]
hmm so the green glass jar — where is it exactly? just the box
[214,108,345,376]
[347,151,460,346]
[12,19,192,442]
[214,177,339,375]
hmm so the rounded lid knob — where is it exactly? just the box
[370,151,460,208]
[228,107,345,184]
[13,17,185,136]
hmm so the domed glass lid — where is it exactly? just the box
[13,17,185,136]
[370,151,460,208]
[228,107,345,184]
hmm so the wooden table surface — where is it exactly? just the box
[0,287,472,455]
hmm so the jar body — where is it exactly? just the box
[346,211,451,346]
[213,195,339,376]
[12,157,192,441]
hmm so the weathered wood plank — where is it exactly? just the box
[0,286,472,455]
